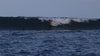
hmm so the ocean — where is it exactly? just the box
[0,30,100,56]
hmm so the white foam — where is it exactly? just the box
[39,17,97,26]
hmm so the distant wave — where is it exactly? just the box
[0,17,100,30]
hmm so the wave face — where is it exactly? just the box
[0,17,100,30]
[0,17,51,30]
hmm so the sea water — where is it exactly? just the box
[0,30,100,56]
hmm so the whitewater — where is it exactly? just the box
[39,17,95,26]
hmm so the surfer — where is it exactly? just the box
[49,20,53,26]
[49,19,53,30]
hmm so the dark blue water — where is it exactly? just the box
[0,30,100,56]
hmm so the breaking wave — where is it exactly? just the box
[0,17,100,30]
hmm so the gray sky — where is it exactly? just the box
[0,0,100,18]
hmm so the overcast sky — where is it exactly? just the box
[0,0,100,18]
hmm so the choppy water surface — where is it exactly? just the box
[0,30,100,56]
